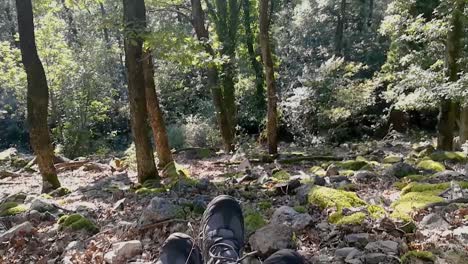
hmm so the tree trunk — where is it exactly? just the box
[99,2,110,47]
[438,0,465,150]
[242,0,265,109]
[123,0,159,183]
[5,0,19,47]
[368,0,374,28]
[60,0,79,47]
[259,0,278,154]
[190,0,234,152]
[15,0,61,193]
[460,107,468,145]
[143,51,173,168]
[335,0,346,57]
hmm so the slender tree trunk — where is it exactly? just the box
[60,0,79,47]
[242,0,265,109]
[368,0,374,28]
[222,62,237,138]
[438,0,465,150]
[335,0,346,57]
[5,0,19,47]
[460,107,468,145]
[143,51,173,168]
[191,0,234,152]
[15,0,60,193]
[259,0,278,154]
[123,0,159,183]
[99,2,110,47]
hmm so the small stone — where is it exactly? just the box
[0,221,34,242]
[295,183,313,205]
[419,213,449,230]
[453,226,468,244]
[345,233,369,248]
[353,171,378,183]
[365,240,399,254]
[104,240,143,264]
[326,164,340,176]
[30,197,57,213]
[363,253,390,264]
[27,210,42,223]
[271,206,313,231]
[384,162,418,178]
[138,197,181,226]
[113,198,126,211]
[248,224,295,256]
[313,176,326,186]
[335,247,356,258]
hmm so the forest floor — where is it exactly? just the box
[0,132,467,264]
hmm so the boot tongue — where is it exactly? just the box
[208,228,240,263]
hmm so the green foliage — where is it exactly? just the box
[244,210,267,234]
[272,169,291,181]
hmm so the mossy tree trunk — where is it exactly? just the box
[259,0,278,154]
[15,0,61,193]
[123,0,159,183]
[191,0,234,152]
[242,0,265,110]
[205,0,241,146]
[437,0,465,150]
[143,51,173,168]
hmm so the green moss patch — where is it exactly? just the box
[338,160,368,171]
[309,166,326,176]
[162,161,190,178]
[329,211,367,225]
[258,201,273,211]
[430,151,466,162]
[367,205,385,219]
[135,187,166,195]
[58,214,99,233]
[391,191,444,221]
[244,210,267,234]
[401,251,435,264]
[416,160,445,172]
[0,202,28,216]
[272,169,291,181]
[293,205,307,213]
[339,170,355,177]
[383,155,402,164]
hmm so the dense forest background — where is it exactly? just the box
[1,0,466,159]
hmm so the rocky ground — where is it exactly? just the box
[0,134,467,264]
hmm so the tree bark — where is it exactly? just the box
[143,51,173,168]
[123,0,159,183]
[15,0,61,193]
[335,0,346,57]
[437,0,465,150]
[5,0,19,47]
[242,0,265,109]
[60,0,79,47]
[259,0,278,154]
[191,0,234,152]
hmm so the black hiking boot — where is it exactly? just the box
[157,233,203,264]
[263,249,305,264]
[201,195,245,264]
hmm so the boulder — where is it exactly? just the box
[326,164,340,176]
[345,233,369,248]
[419,213,449,230]
[248,224,295,256]
[104,240,143,263]
[30,197,57,213]
[353,171,378,183]
[138,197,182,226]
[271,206,313,231]
[0,221,34,242]
[384,162,418,178]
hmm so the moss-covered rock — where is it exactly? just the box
[338,160,368,171]
[401,182,449,195]
[401,251,435,264]
[58,214,99,233]
[245,211,267,234]
[339,170,355,177]
[0,202,28,216]
[162,161,190,179]
[367,205,385,219]
[293,205,307,213]
[309,166,326,177]
[383,155,403,164]
[329,211,367,225]
[391,191,444,221]
[308,186,367,210]
[272,169,291,181]
[430,151,466,162]
[416,160,445,172]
